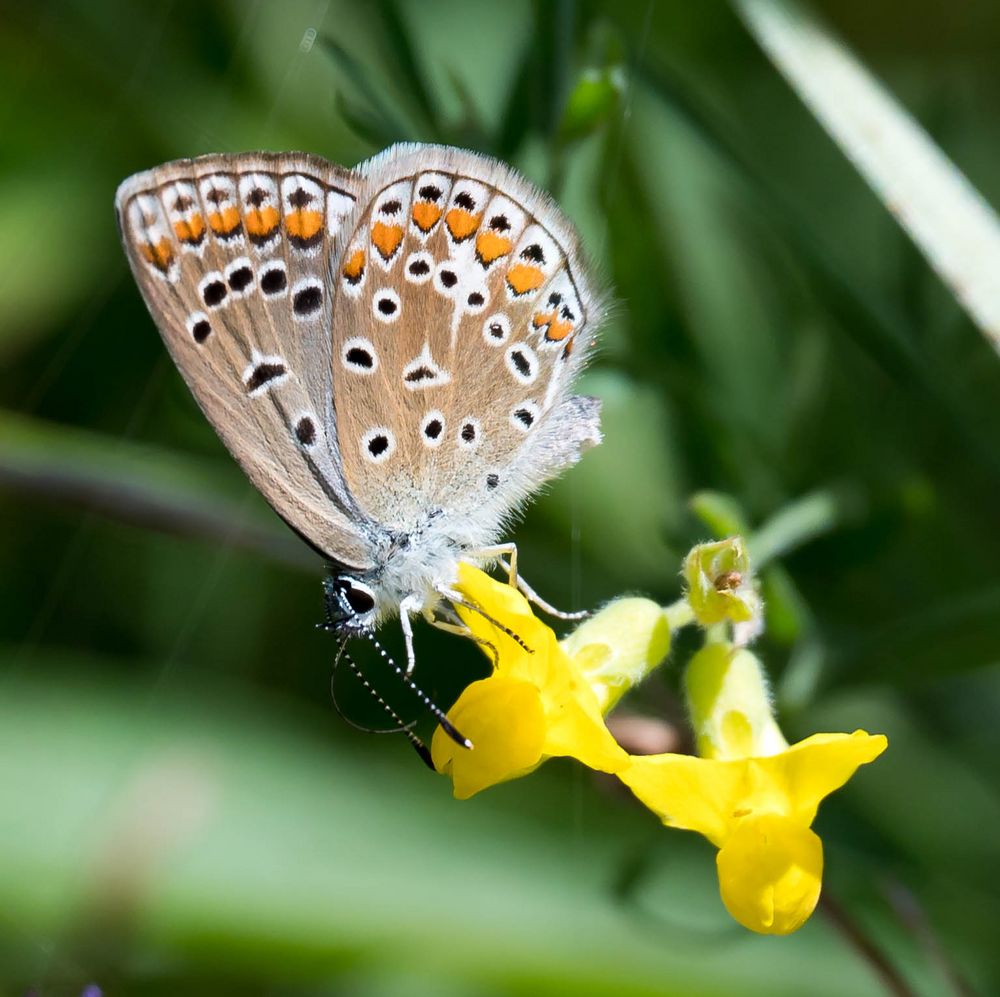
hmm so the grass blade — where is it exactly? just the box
[734,0,1000,355]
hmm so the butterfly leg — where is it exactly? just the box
[468,544,589,622]
[429,615,501,670]
[473,541,520,586]
[435,584,534,654]
[399,593,422,676]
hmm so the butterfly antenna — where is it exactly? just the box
[365,632,473,750]
[331,639,435,770]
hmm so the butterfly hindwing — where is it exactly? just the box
[329,144,603,534]
[116,152,374,569]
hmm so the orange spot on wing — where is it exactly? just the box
[506,263,544,296]
[285,209,323,242]
[139,237,174,273]
[371,221,404,260]
[532,308,574,341]
[412,202,442,232]
[445,208,481,242]
[548,317,574,340]
[244,205,280,239]
[173,214,205,244]
[343,248,366,283]
[208,206,241,236]
[476,231,513,265]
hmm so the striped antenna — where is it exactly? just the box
[365,632,473,750]
[331,639,435,769]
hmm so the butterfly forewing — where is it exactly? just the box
[330,145,602,533]
[116,152,374,569]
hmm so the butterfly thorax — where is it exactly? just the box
[352,502,503,625]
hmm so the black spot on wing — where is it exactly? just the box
[245,361,287,394]
[293,284,323,316]
[202,280,227,307]
[228,266,253,292]
[295,416,316,445]
[260,267,287,295]
[405,366,435,383]
[346,346,374,369]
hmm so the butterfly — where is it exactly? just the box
[116,144,603,750]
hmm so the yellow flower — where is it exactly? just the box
[622,639,888,934]
[432,565,889,938]
[432,565,667,799]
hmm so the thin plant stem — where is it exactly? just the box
[819,891,917,997]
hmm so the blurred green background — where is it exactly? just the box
[2,1,1000,994]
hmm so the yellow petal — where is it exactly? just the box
[716,814,823,935]
[541,690,631,774]
[453,564,551,670]
[619,753,749,846]
[767,731,889,824]
[431,677,545,799]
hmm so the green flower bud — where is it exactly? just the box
[683,536,761,634]
[561,598,671,714]
[557,66,625,145]
[684,643,787,760]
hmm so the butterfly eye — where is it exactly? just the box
[342,581,376,614]
[330,576,376,616]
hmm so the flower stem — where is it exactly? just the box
[819,891,917,997]
[662,598,694,631]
